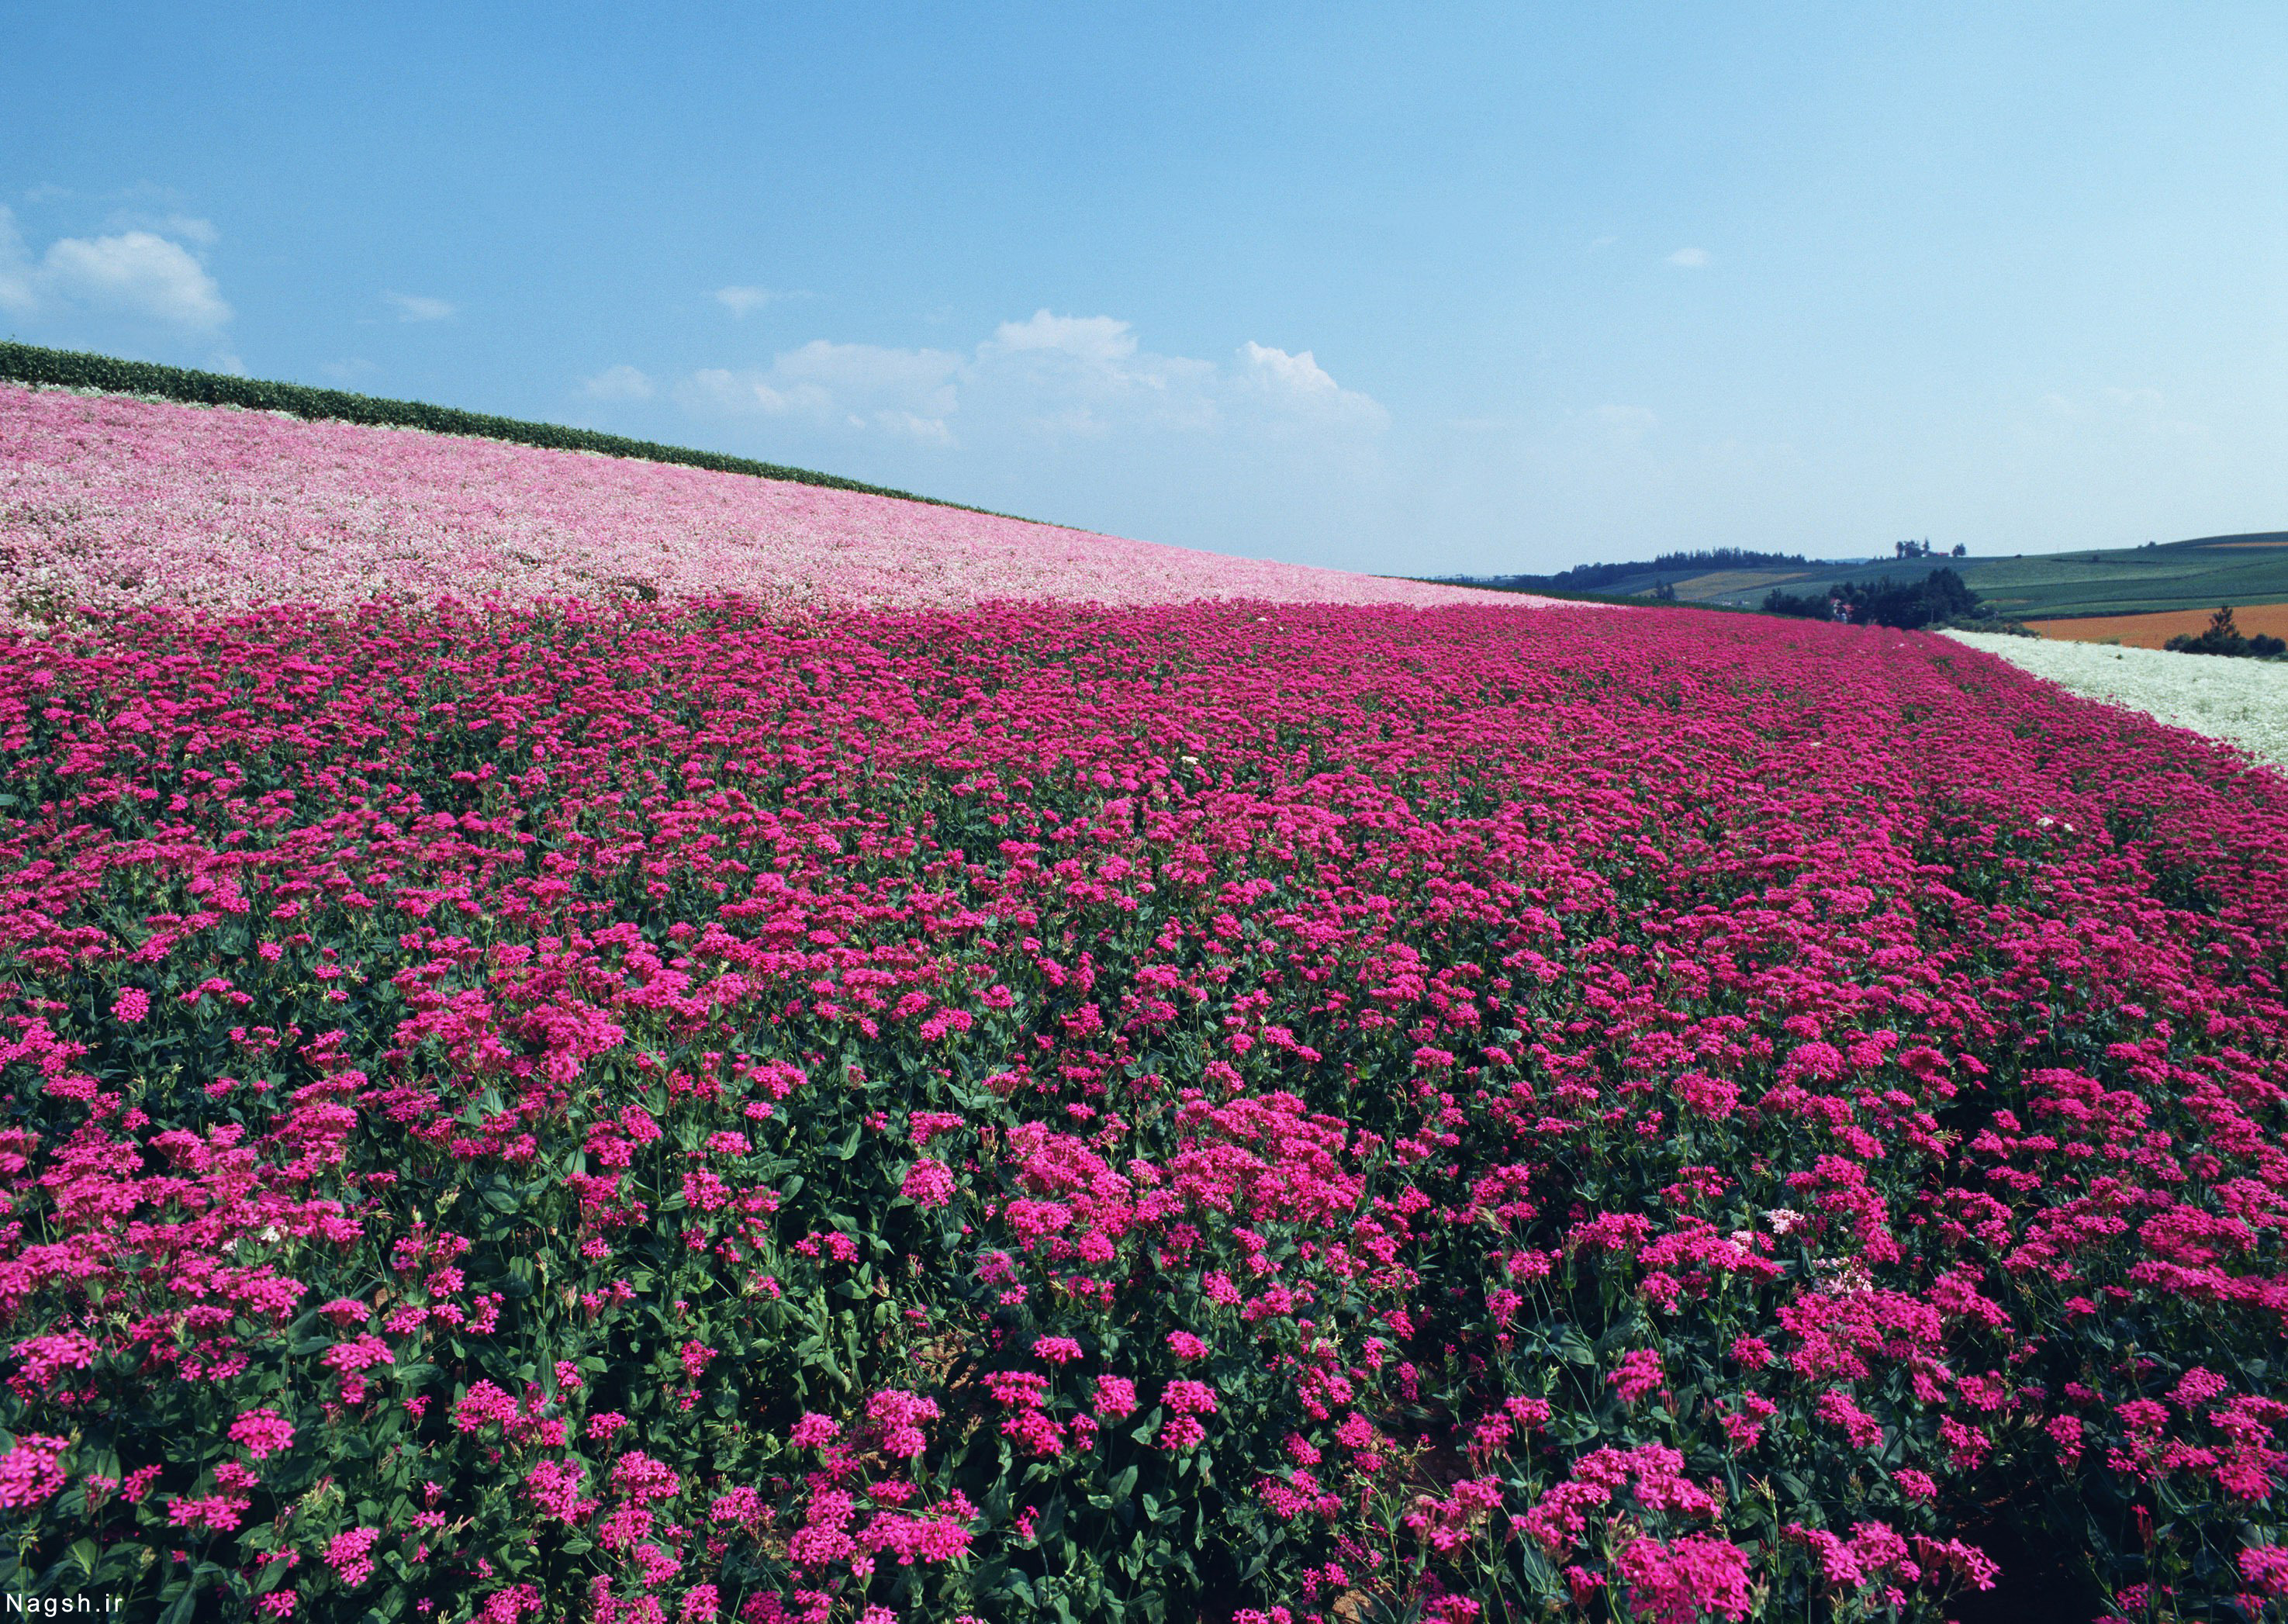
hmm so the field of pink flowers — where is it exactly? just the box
[0,385,1533,621]
[0,586,2283,1624]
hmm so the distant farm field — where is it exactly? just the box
[2033,601,2288,648]
[1548,533,2288,620]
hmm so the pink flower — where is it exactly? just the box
[1160,1415,1208,1451]
[0,1436,70,1510]
[2240,1546,2288,1599]
[228,1408,296,1460]
[167,1493,251,1532]
[453,1380,520,1433]
[900,1158,957,1208]
[867,1389,940,1458]
[1164,1380,1218,1415]
[112,986,150,1024]
[610,1452,681,1505]
[1607,1349,1668,1404]
[1816,1388,1885,1451]
[1616,1535,1754,1624]
[525,1460,587,1523]
[790,1412,840,1447]
[326,1526,381,1588]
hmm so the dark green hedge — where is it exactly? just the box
[0,340,1014,519]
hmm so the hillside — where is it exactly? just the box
[0,379,1541,620]
[1451,534,2288,621]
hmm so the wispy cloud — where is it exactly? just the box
[676,309,1388,450]
[105,209,219,247]
[2037,384,2206,440]
[1666,247,1711,268]
[685,340,963,441]
[580,365,656,403]
[1583,403,1659,439]
[714,285,785,317]
[383,292,457,323]
[0,206,232,328]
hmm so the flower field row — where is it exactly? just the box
[0,385,1534,623]
[0,597,2284,1624]
[1948,630,2288,772]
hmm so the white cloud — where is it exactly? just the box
[714,285,782,317]
[683,340,964,441]
[673,311,1387,451]
[105,210,219,247]
[1,200,234,333]
[1667,247,1711,268]
[983,309,1140,365]
[0,208,233,328]
[1233,341,1391,430]
[581,364,656,403]
[383,292,456,323]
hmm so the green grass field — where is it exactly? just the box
[1566,534,2288,619]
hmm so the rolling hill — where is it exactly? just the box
[1449,534,2288,620]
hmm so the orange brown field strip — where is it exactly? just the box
[2032,602,2288,648]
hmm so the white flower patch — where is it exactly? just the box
[1945,631,2288,773]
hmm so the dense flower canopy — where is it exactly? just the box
[0,592,2283,1623]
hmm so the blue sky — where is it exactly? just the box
[4,4,2284,575]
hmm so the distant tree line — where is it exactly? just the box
[1459,548,1821,594]
[2165,606,2286,659]
[1762,568,1993,631]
